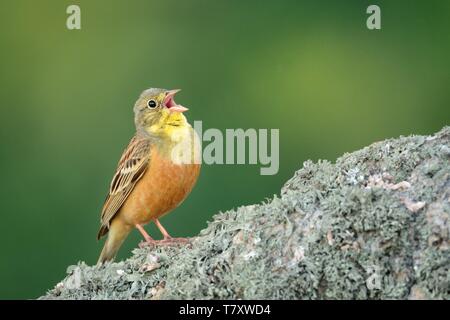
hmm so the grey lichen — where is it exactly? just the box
[41,127,450,300]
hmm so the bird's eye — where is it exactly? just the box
[147,99,157,109]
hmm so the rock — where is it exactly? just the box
[40,127,450,300]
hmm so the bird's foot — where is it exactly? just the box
[139,239,154,248]
[138,235,159,248]
[159,237,191,245]
[138,237,191,248]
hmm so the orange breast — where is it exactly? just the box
[118,146,200,226]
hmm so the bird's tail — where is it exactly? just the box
[97,219,132,264]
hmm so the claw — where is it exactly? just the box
[138,237,191,248]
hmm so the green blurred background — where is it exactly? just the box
[0,0,448,299]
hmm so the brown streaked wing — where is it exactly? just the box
[99,135,152,230]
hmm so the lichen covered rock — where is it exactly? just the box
[41,127,450,300]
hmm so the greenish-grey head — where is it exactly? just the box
[133,88,189,136]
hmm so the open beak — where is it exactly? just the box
[164,89,188,113]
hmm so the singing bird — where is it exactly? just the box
[97,88,201,263]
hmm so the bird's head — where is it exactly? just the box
[133,88,189,137]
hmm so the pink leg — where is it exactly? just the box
[154,219,172,240]
[135,224,155,247]
[154,219,190,245]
